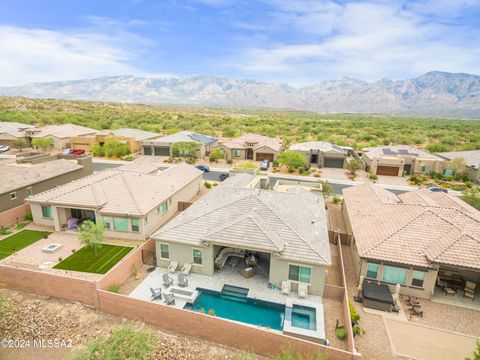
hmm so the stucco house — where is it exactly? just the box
[288,141,350,168]
[438,150,480,182]
[218,133,282,162]
[152,174,331,296]
[0,121,34,146]
[362,145,445,176]
[343,182,480,300]
[27,163,203,241]
[141,131,217,158]
[26,124,100,149]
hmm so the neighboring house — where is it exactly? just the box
[343,182,480,299]
[153,174,331,296]
[437,150,480,182]
[288,141,349,168]
[70,128,161,154]
[26,124,99,149]
[27,163,203,241]
[0,155,92,226]
[141,131,217,158]
[218,133,282,162]
[0,121,34,146]
[362,145,445,176]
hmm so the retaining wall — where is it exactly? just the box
[0,204,30,227]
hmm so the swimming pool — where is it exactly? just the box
[291,305,317,331]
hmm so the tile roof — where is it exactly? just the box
[220,133,282,152]
[116,161,165,174]
[362,145,443,161]
[437,150,480,170]
[142,131,217,145]
[0,121,34,137]
[0,159,82,194]
[343,183,480,270]
[153,174,331,266]
[28,124,99,139]
[111,128,161,141]
[27,163,202,217]
[289,141,347,153]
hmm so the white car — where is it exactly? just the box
[0,145,10,153]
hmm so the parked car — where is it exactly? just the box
[260,159,270,170]
[427,186,448,193]
[62,148,74,155]
[0,145,11,153]
[219,173,229,182]
[195,165,210,172]
[71,149,85,156]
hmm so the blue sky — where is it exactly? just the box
[0,0,479,86]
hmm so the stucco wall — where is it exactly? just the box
[155,241,214,276]
[0,203,30,227]
[30,203,55,227]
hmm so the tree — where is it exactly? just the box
[90,143,105,157]
[208,148,223,163]
[465,340,480,360]
[321,181,333,197]
[171,142,200,159]
[346,159,361,175]
[277,151,306,169]
[461,187,480,211]
[79,220,104,257]
[31,138,53,150]
[447,157,466,175]
[103,140,130,158]
[12,138,27,151]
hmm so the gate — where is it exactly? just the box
[142,249,157,266]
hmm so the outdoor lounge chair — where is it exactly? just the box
[162,272,173,288]
[181,263,192,275]
[464,281,477,300]
[409,306,423,318]
[298,283,308,299]
[177,273,188,288]
[164,292,175,305]
[281,280,291,295]
[150,287,162,301]
[168,261,178,274]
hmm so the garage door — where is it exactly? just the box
[256,153,274,161]
[153,146,170,156]
[324,158,344,168]
[142,146,152,155]
[377,165,400,176]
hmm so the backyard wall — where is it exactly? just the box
[0,203,30,227]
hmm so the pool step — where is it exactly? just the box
[221,285,249,302]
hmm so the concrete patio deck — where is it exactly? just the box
[431,286,480,311]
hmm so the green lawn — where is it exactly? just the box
[0,230,49,260]
[54,244,132,274]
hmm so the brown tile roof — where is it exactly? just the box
[27,163,202,216]
[220,133,282,152]
[29,124,98,139]
[343,183,480,270]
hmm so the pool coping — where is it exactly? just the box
[283,298,326,343]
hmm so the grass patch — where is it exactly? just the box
[0,230,48,260]
[54,244,132,274]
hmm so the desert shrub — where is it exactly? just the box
[227,159,233,165]
[104,140,130,158]
[277,151,306,169]
[208,148,223,163]
[335,327,346,340]
[235,161,257,169]
[32,138,53,150]
[204,181,212,189]
[90,143,104,157]
[368,173,378,181]
[349,301,360,323]
[122,154,135,161]
[25,212,33,221]
[107,284,121,293]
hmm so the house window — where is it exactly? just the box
[443,169,454,176]
[193,249,203,265]
[26,187,33,196]
[161,201,169,215]
[113,217,129,231]
[288,264,311,284]
[131,218,139,232]
[41,205,52,218]
[103,216,111,230]
[411,270,426,288]
[10,192,17,200]
[159,243,169,259]
[366,263,379,279]
[382,265,407,285]
[421,166,429,174]
[234,150,241,157]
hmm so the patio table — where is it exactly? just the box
[443,287,456,296]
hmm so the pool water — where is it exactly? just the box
[184,289,285,330]
[291,305,317,330]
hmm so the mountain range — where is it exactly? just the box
[1,71,479,118]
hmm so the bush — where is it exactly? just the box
[349,301,360,323]
[90,143,105,157]
[104,140,131,158]
[107,284,121,293]
[185,156,196,165]
[0,228,11,236]
[25,212,33,221]
[272,160,279,168]
[212,182,218,187]
[208,148,223,163]
[368,173,378,181]
[16,222,27,230]
[32,138,53,150]
[333,195,341,204]
[227,159,233,165]
[277,151,307,169]
[335,327,346,340]
[122,154,135,161]
[235,161,257,169]
[204,181,212,189]
[272,347,326,360]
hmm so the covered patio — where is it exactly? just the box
[432,268,480,311]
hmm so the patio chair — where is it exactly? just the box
[177,273,188,288]
[436,277,448,290]
[162,272,173,288]
[168,261,178,274]
[409,306,423,318]
[181,263,192,275]
[464,281,477,301]
[281,280,291,295]
[164,292,175,305]
[298,283,308,299]
[150,287,162,301]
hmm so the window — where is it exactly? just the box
[41,205,52,218]
[443,169,454,176]
[193,249,203,265]
[234,150,241,157]
[113,217,129,231]
[421,166,429,174]
[288,264,311,284]
[26,187,33,196]
[131,218,139,232]
[382,265,407,285]
[411,270,426,288]
[161,202,169,215]
[10,192,16,200]
[103,216,111,230]
[366,263,379,279]
[160,243,169,259]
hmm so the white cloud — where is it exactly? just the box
[0,25,152,86]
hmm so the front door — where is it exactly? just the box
[310,153,318,164]
[246,148,253,160]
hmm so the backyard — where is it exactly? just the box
[0,230,48,260]
[53,244,132,274]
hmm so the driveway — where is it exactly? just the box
[319,168,369,182]
[385,318,479,360]
[375,175,410,186]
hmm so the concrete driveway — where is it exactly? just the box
[375,175,409,186]
[385,318,479,360]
